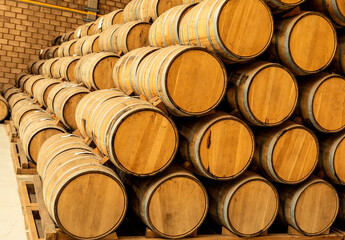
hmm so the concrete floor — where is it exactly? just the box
[0,124,27,240]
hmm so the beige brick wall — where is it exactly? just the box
[0,0,126,85]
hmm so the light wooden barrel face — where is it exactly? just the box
[93,56,119,89]
[307,0,345,27]
[56,172,126,239]
[227,62,297,126]
[137,46,226,116]
[147,176,207,237]
[227,179,278,236]
[333,138,345,184]
[0,96,8,121]
[312,76,345,132]
[113,109,177,175]
[62,92,89,130]
[272,127,318,183]
[288,181,339,235]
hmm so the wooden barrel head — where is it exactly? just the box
[227,179,278,236]
[247,65,297,125]
[219,0,273,57]
[113,110,177,175]
[289,13,336,72]
[93,56,119,89]
[56,172,127,239]
[126,22,151,52]
[63,92,88,130]
[148,176,207,237]
[272,127,318,183]
[166,49,226,114]
[312,76,345,132]
[29,128,65,162]
[294,181,338,234]
[199,117,254,179]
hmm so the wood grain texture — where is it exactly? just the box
[23,75,45,97]
[98,24,122,52]
[178,112,254,180]
[254,121,318,184]
[180,0,273,63]
[74,36,89,56]
[208,171,278,237]
[59,56,81,83]
[298,73,345,133]
[318,130,345,185]
[128,165,208,238]
[139,0,184,22]
[136,45,227,116]
[278,177,339,235]
[102,9,123,30]
[32,60,46,75]
[269,11,337,75]
[149,4,196,47]
[88,95,178,176]
[42,58,59,77]
[122,0,143,23]
[11,100,43,128]
[32,78,61,108]
[227,61,297,126]
[81,33,100,55]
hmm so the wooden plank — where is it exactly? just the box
[33,176,57,240]
[11,142,21,175]
[87,0,98,20]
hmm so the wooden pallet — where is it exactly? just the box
[11,139,37,175]
[5,119,18,142]
[16,176,344,240]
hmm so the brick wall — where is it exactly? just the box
[0,0,127,86]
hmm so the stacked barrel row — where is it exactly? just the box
[13,0,345,239]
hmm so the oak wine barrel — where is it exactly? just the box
[179,0,274,63]
[15,73,27,87]
[42,58,59,77]
[227,61,298,126]
[59,56,81,83]
[12,101,44,128]
[127,165,208,238]
[87,95,178,176]
[23,75,45,97]
[139,0,184,22]
[253,121,318,184]
[298,73,345,133]
[269,11,337,75]
[122,0,142,23]
[33,78,61,108]
[47,82,79,113]
[32,60,46,75]
[264,0,305,13]
[207,171,278,237]
[46,46,59,59]
[278,177,338,235]
[149,4,196,47]
[61,31,74,43]
[102,9,123,29]
[179,112,254,180]
[98,24,122,52]
[332,34,345,75]
[81,33,100,55]
[0,95,9,121]
[74,36,89,56]
[136,45,227,116]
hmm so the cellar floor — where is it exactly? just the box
[0,124,27,240]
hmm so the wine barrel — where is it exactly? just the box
[37,133,93,178]
[92,17,104,34]
[23,75,45,97]
[81,33,100,55]
[113,47,159,94]
[46,46,59,59]
[269,12,337,75]
[114,21,151,54]
[139,0,184,22]
[74,53,96,85]
[332,34,345,75]
[42,58,59,77]
[149,4,196,47]
[33,78,61,108]
[41,149,127,239]
[18,111,52,135]
[19,75,33,91]
[47,82,79,113]
[74,36,89,56]
[51,35,62,46]
[208,171,278,237]
[305,0,345,28]
[88,95,178,176]
[98,24,122,52]
[74,22,94,39]
[77,52,120,90]
[319,131,345,185]
[136,45,227,116]
[0,95,9,121]
[53,86,90,129]
[179,112,254,180]
[3,84,20,102]
[12,101,44,128]
[180,0,273,63]
[8,93,31,110]
[227,61,298,126]
[59,56,81,83]
[264,0,305,13]
[39,47,49,60]
[15,73,27,87]
[63,39,78,56]
[20,118,66,163]
[27,60,37,73]
[254,121,318,184]
[298,73,345,133]
[75,89,125,138]
[61,31,74,43]
[57,42,68,57]
[51,58,66,79]
[102,9,123,29]
[128,165,208,238]
[122,0,142,23]
[32,60,46,75]
[278,177,338,235]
